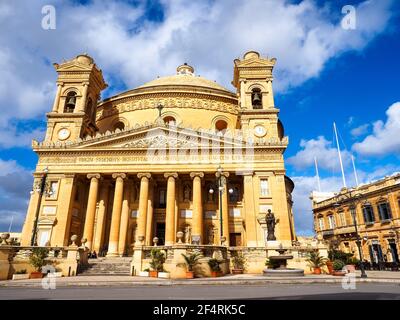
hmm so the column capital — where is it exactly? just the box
[137,173,151,180]
[112,173,127,180]
[87,173,101,180]
[164,172,178,179]
[190,172,204,179]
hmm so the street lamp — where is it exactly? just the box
[335,192,367,278]
[209,165,233,245]
[30,167,53,246]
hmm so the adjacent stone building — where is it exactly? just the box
[311,173,400,265]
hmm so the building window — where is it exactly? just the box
[339,211,346,227]
[113,121,125,131]
[251,88,262,109]
[64,91,77,113]
[260,179,269,197]
[377,202,392,221]
[318,217,324,230]
[327,215,335,229]
[215,120,227,132]
[163,116,176,125]
[362,205,375,224]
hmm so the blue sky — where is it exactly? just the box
[0,0,399,235]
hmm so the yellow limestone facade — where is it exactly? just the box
[20,51,297,261]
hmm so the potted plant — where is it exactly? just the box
[149,248,165,278]
[232,253,246,274]
[306,251,328,274]
[180,252,202,279]
[208,258,222,277]
[345,257,359,273]
[29,247,49,279]
[332,259,346,276]
[12,269,29,280]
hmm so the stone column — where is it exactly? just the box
[107,173,126,257]
[82,174,101,250]
[145,182,154,245]
[190,172,204,244]
[164,173,178,245]
[93,181,109,253]
[118,184,130,256]
[52,82,63,112]
[136,173,151,246]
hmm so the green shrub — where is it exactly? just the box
[149,249,166,272]
[232,252,247,270]
[328,249,354,264]
[333,259,346,271]
[306,251,328,268]
[179,252,202,272]
[208,258,221,272]
[29,248,49,272]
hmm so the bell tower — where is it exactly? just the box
[233,51,282,140]
[45,54,107,142]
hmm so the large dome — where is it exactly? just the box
[137,63,233,93]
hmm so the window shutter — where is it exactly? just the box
[377,204,383,221]
[387,203,392,219]
[362,207,368,223]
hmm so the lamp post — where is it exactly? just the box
[209,165,233,245]
[30,167,53,246]
[335,191,367,278]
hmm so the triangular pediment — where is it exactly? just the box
[70,124,248,150]
[56,61,93,72]
[237,58,275,68]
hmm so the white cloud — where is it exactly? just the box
[287,136,351,171]
[350,123,370,137]
[0,159,32,231]
[353,102,400,156]
[0,0,395,149]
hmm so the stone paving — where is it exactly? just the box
[1,271,400,288]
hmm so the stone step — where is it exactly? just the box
[78,257,133,276]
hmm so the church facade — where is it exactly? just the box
[20,51,297,258]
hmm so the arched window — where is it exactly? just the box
[64,92,77,113]
[113,121,125,131]
[215,119,227,132]
[163,116,176,125]
[251,88,262,109]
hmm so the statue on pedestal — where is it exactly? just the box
[266,209,276,241]
[184,225,191,244]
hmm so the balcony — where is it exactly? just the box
[335,226,356,235]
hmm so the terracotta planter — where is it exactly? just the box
[186,271,194,279]
[333,271,346,276]
[313,267,321,275]
[326,261,334,274]
[149,271,158,278]
[30,271,44,279]
[211,271,222,277]
[232,269,244,274]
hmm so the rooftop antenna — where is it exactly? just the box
[351,154,359,187]
[314,157,322,192]
[334,122,347,188]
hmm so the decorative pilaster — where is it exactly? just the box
[77,82,88,113]
[190,172,204,244]
[145,181,154,245]
[136,173,151,246]
[52,82,63,112]
[243,173,257,247]
[164,173,178,245]
[82,174,101,250]
[107,173,126,257]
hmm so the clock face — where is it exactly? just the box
[58,128,71,140]
[254,125,266,137]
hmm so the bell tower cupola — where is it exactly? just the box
[45,53,107,142]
